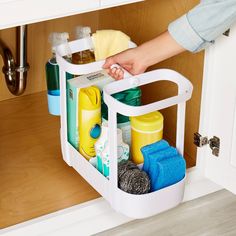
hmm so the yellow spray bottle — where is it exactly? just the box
[79,86,101,160]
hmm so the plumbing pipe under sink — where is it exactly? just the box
[0,25,29,95]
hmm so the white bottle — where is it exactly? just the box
[102,118,131,146]
[100,128,130,177]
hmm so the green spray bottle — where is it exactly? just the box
[45,32,72,115]
[101,87,142,145]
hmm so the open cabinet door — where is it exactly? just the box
[202,24,236,194]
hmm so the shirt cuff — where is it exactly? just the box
[168,14,212,52]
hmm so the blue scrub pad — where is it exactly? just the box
[141,139,170,173]
[153,155,186,191]
[148,147,178,190]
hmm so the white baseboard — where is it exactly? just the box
[0,168,222,236]
[0,198,131,236]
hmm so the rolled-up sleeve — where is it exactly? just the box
[168,0,236,52]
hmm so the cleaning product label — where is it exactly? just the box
[67,70,113,150]
[79,108,101,159]
[98,127,130,178]
[101,143,129,178]
[117,145,130,162]
[87,72,105,81]
[72,70,114,89]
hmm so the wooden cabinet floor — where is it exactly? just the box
[0,92,100,229]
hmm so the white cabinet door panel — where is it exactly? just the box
[0,0,99,30]
[204,24,236,194]
[230,108,236,168]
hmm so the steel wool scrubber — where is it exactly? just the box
[118,161,150,194]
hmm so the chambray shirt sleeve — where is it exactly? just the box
[168,0,236,52]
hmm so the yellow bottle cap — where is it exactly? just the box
[79,86,101,110]
[130,111,163,132]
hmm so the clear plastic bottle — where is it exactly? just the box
[45,32,72,115]
[72,26,95,65]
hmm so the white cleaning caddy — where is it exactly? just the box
[55,38,193,219]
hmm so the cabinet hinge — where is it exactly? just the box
[194,132,220,157]
[223,28,230,37]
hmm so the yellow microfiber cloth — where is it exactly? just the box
[92,30,130,61]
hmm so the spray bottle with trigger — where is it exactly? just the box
[72,26,95,65]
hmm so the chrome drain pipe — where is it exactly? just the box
[0,25,29,95]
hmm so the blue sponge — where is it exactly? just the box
[140,139,186,192]
[141,139,169,173]
[148,147,178,190]
[153,155,186,191]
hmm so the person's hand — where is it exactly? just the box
[102,48,148,80]
[103,31,185,80]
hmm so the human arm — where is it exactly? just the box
[103,31,185,80]
[169,0,236,52]
[103,0,236,79]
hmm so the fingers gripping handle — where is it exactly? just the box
[110,64,133,80]
[55,47,133,78]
